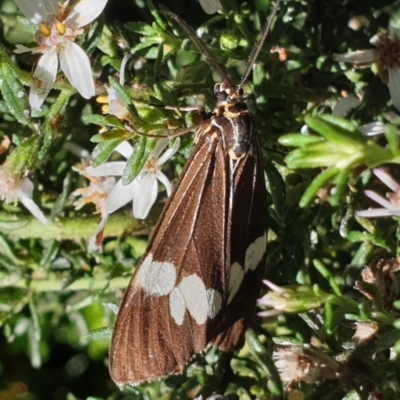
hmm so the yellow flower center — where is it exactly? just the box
[56,21,66,35]
[38,23,51,37]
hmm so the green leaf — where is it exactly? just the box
[7,134,42,174]
[350,241,377,268]
[131,38,162,53]
[299,168,338,207]
[265,163,286,219]
[83,114,124,129]
[153,41,165,76]
[16,16,37,35]
[109,76,140,120]
[313,259,342,296]
[246,330,283,398]
[40,121,54,160]
[91,129,132,143]
[125,21,158,36]
[0,55,30,125]
[91,139,126,167]
[330,168,349,206]
[385,123,400,156]
[122,136,148,185]
[84,16,104,54]
[147,0,164,28]
[153,81,178,106]
[284,141,352,169]
[84,327,113,342]
[0,235,21,267]
[306,114,368,146]
[278,133,324,147]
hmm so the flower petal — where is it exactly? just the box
[65,0,108,29]
[364,190,396,209]
[59,42,95,99]
[333,50,375,64]
[29,47,58,111]
[87,209,108,252]
[119,54,132,86]
[86,161,126,177]
[156,137,181,166]
[14,44,33,54]
[369,34,379,46]
[105,179,136,214]
[388,68,400,111]
[156,171,172,196]
[373,169,400,192]
[114,141,133,159]
[132,173,158,219]
[15,0,58,24]
[356,208,398,218]
[19,177,34,196]
[149,138,169,160]
[332,95,360,117]
[359,122,385,136]
[18,190,48,225]
[198,0,222,14]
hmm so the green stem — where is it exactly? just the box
[8,276,131,292]
[0,211,157,240]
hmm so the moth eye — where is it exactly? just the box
[217,91,228,103]
[214,83,221,95]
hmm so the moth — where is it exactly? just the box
[109,4,279,386]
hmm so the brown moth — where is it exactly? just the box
[109,4,280,386]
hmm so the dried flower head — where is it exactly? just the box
[273,344,339,385]
[352,322,379,345]
[355,258,400,307]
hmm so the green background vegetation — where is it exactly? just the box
[1,0,400,399]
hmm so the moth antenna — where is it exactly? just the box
[160,10,229,85]
[237,0,281,91]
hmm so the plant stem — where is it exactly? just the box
[0,211,157,240]
[9,276,131,292]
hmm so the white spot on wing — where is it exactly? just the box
[179,274,208,324]
[169,287,186,325]
[228,262,244,304]
[245,232,267,272]
[135,254,176,297]
[206,289,222,319]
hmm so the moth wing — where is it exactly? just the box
[210,135,267,350]
[109,128,230,385]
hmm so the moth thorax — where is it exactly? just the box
[222,104,253,161]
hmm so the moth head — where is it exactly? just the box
[214,80,243,104]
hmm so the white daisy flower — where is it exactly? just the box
[85,138,180,250]
[333,27,400,111]
[72,162,116,252]
[97,54,132,120]
[0,167,48,225]
[14,0,108,110]
[357,168,400,218]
